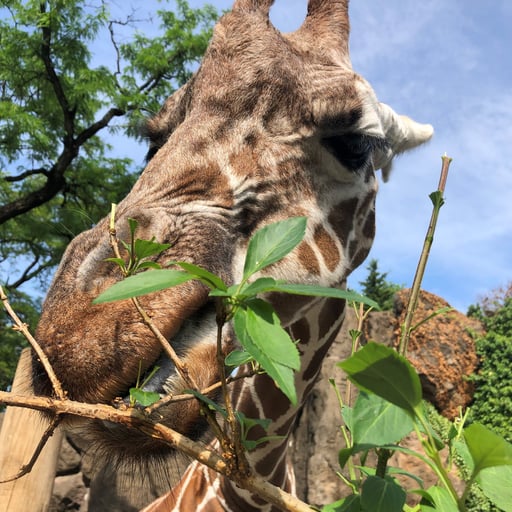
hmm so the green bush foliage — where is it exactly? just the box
[469,297,512,443]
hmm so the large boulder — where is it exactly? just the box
[393,289,481,419]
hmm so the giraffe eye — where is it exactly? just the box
[322,133,387,171]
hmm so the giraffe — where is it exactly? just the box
[32,0,433,510]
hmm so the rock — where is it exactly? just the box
[393,289,482,418]
[49,473,87,511]
[57,436,82,476]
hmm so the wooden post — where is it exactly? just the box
[0,349,63,512]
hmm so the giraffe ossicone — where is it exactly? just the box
[33,0,432,509]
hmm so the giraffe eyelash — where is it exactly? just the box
[322,133,389,172]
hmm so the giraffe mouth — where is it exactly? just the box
[123,303,223,407]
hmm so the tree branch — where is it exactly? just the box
[0,392,313,512]
[0,415,62,484]
[39,2,75,142]
[4,168,49,182]
[75,107,124,146]
[5,255,55,290]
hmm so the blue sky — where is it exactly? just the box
[105,0,511,312]
[4,0,511,313]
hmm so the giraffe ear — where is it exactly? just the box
[144,81,192,161]
[374,103,434,181]
[231,0,274,15]
[294,0,350,62]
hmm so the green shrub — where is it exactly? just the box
[468,297,512,443]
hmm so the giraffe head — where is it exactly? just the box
[34,0,432,459]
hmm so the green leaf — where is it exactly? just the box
[476,465,512,512]
[351,392,414,446]
[133,238,171,260]
[452,438,474,472]
[127,217,138,239]
[464,423,512,477]
[233,307,298,405]
[386,466,424,488]
[129,388,160,407]
[235,411,272,433]
[322,495,361,512]
[173,261,228,291]
[243,217,307,279]
[360,476,406,512]
[238,277,281,297]
[185,389,227,417]
[93,269,195,303]
[418,486,459,512]
[429,191,445,209]
[234,410,279,450]
[341,404,354,432]
[225,349,254,367]
[244,299,300,370]
[267,283,380,310]
[242,436,284,451]
[104,257,127,268]
[137,261,162,270]
[338,342,422,417]
[338,447,353,469]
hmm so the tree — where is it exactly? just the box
[0,0,218,292]
[0,0,218,389]
[358,259,402,310]
[467,280,512,321]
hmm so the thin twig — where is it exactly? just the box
[0,415,62,484]
[0,286,65,400]
[145,369,257,413]
[215,299,249,476]
[130,298,227,447]
[107,205,226,443]
[345,301,366,407]
[398,154,452,356]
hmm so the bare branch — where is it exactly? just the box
[75,106,125,146]
[39,2,75,142]
[144,369,257,414]
[4,168,49,182]
[5,255,55,290]
[0,286,65,399]
[0,392,313,512]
